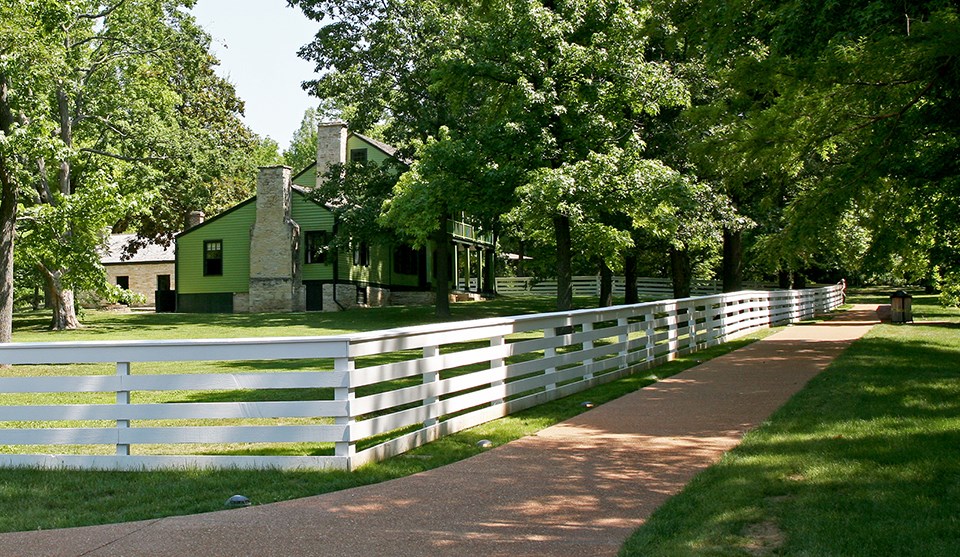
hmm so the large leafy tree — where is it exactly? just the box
[293,0,478,316]
[295,0,700,312]
[1,1,262,331]
[283,107,320,173]
[394,0,690,311]
[689,0,960,292]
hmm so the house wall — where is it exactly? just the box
[349,135,393,165]
[176,201,255,295]
[293,194,335,281]
[105,262,175,306]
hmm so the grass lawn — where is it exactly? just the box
[0,295,775,533]
[620,292,960,556]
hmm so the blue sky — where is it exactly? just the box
[190,0,321,149]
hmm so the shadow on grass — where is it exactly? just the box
[12,296,583,341]
[622,313,960,557]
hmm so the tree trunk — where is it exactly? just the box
[721,227,743,292]
[554,215,573,312]
[598,261,613,307]
[41,85,80,330]
[0,178,14,343]
[42,268,81,330]
[0,73,19,344]
[624,251,638,304]
[433,216,451,318]
[670,246,692,299]
[778,269,792,289]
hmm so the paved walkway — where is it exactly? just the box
[0,305,880,557]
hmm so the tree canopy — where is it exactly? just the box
[0,0,271,332]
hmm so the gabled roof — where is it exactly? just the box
[176,189,333,239]
[102,234,175,264]
[290,132,402,188]
[353,132,398,159]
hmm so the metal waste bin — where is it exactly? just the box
[890,290,913,323]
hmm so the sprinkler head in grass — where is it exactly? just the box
[225,494,251,508]
[476,439,493,449]
[581,401,595,409]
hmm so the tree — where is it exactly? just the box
[2,1,260,331]
[312,157,402,253]
[406,0,690,311]
[1,0,64,338]
[283,108,319,173]
[689,0,960,292]
[293,0,470,316]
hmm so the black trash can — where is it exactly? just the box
[155,290,176,313]
[890,290,913,323]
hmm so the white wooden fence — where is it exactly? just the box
[0,284,844,471]
[492,276,778,297]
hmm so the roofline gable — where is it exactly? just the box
[175,197,256,239]
[177,189,335,240]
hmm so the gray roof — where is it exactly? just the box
[102,234,175,264]
[353,132,399,159]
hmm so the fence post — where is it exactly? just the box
[423,345,440,426]
[544,327,557,391]
[582,322,594,380]
[490,336,505,405]
[116,361,130,456]
[687,305,698,350]
[618,316,629,362]
[644,313,655,363]
[334,352,356,461]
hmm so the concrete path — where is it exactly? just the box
[0,305,880,557]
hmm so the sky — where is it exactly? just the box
[189,0,321,150]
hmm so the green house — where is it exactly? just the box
[175,124,495,313]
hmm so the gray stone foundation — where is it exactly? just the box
[390,291,435,306]
[249,278,297,313]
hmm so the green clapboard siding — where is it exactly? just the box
[292,165,316,189]
[293,191,335,281]
[177,201,255,294]
[348,135,392,165]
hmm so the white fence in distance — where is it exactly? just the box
[492,276,777,297]
[0,284,844,471]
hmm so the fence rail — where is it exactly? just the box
[0,284,844,471]
[492,276,777,297]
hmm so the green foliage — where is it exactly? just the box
[312,158,402,250]
[1,1,271,329]
[687,0,960,287]
[18,180,133,295]
[294,0,707,300]
[282,108,320,173]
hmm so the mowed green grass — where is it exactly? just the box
[0,296,776,532]
[620,293,960,556]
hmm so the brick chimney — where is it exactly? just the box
[248,165,302,312]
[316,121,348,186]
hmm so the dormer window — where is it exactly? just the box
[350,148,368,163]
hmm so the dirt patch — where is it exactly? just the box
[742,520,786,556]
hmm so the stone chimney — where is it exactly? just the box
[185,210,205,230]
[316,121,348,186]
[248,166,301,312]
